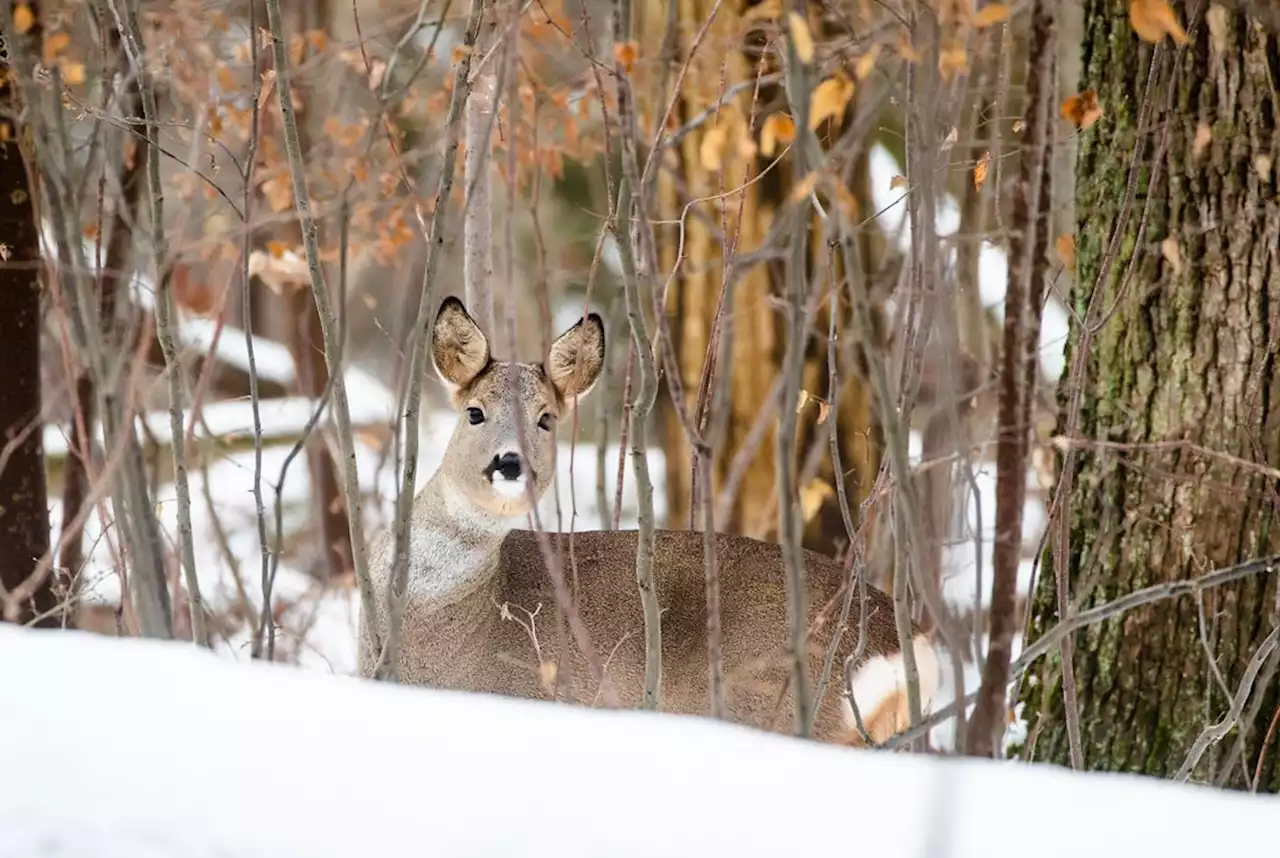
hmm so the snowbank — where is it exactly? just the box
[1,626,1273,856]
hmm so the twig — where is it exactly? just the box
[241,0,271,657]
[1175,626,1280,783]
[1252,698,1280,792]
[777,9,815,739]
[967,0,1056,760]
[611,0,662,711]
[883,554,1280,749]
[376,0,486,679]
[262,0,375,652]
[464,2,497,338]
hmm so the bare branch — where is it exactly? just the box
[262,0,374,645]
[377,0,486,679]
[113,0,208,647]
[1175,626,1280,783]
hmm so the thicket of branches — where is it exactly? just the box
[1,0,1278,788]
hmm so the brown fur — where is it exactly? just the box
[360,298,932,746]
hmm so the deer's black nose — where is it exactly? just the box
[487,452,523,482]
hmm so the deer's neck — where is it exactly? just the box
[405,474,519,609]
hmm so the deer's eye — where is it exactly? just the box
[467,407,485,425]
[537,413,553,432]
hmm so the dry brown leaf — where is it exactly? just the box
[760,113,796,157]
[1129,0,1190,45]
[1193,122,1213,158]
[699,123,730,171]
[796,389,811,414]
[613,40,639,73]
[973,3,1012,27]
[1160,237,1183,275]
[1055,234,1076,271]
[43,32,71,63]
[815,398,831,425]
[13,4,34,34]
[742,0,782,21]
[1012,118,1024,133]
[855,45,881,80]
[59,61,86,86]
[941,126,959,152]
[938,39,969,80]
[896,34,922,63]
[172,265,225,317]
[248,248,310,295]
[889,174,907,190]
[974,150,991,191]
[262,174,293,213]
[808,74,854,130]
[800,479,834,523]
[788,171,819,204]
[1061,90,1103,129]
[788,12,815,64]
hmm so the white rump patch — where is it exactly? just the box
[844,635,942,733]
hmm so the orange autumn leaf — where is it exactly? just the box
[59,60,86,86]
[896,31,922,63]
[13,4,34,35]
[1054,234,1076,270]
[938,39,969,80]
[808,74,854,130]
[613,40,639,73]
[788,171,819,204]
[1129,0,1189,45]
[974,150,991,190]
[760,113,796,157]
[787,11,815,64]
[889,174,907,190]
[854,45,880,80]
[43,32,71,63]
[973,3,1012,27]
[1061,90,1103,129]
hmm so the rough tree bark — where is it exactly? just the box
[1021,1,1280,789]
[0,2,55,626]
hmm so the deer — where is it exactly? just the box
[358,297,941,744]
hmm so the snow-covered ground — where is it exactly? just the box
[2,626,1273,857]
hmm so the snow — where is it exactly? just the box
[1,626,1274,857]
[868,143,1069,381]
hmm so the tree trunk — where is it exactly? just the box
[643,1,878,554]
[0,3,55,627]
[1020,1,1280,789]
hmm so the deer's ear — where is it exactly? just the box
[547,312,605,403]
[432,297,490,394]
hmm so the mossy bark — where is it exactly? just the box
[1020,2,1280,788]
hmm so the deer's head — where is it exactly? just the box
[431,297,604,518]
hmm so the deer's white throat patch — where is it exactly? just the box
[490,475,527,499]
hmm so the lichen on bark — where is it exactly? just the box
[1020,1,1280,789]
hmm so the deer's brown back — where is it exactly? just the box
[489,529,902,740]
